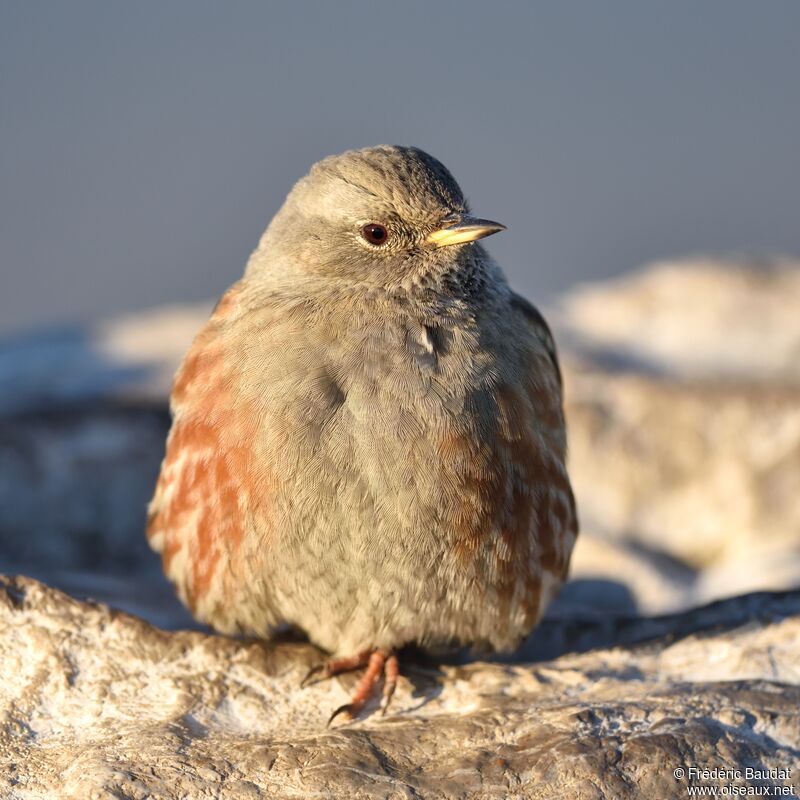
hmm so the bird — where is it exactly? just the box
[147,145,578,724]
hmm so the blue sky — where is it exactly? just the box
[1,1,798,334]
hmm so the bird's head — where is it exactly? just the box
[249,145,505,293]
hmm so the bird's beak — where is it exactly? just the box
[425,215,507,248]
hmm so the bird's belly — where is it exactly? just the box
[260,380,572,655]
[202,315,575,654]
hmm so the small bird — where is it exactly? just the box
[147,145,578,723]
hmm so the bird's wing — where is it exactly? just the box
[146,282,274,630]
[508,290,562,389]
[506,289,577,581]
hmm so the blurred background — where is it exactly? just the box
[3,1,800,333]
[1,2,799,645]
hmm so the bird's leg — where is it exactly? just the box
[328,649,396,726]
[301,649,372,688]
[380,653,399,716]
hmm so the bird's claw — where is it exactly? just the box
[300,663,326,689]
[380,685,396,716]
[327,703,356,727]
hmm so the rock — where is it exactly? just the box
[0,303,210,416]
[564,367,800,605]
[562,531,695,616]
[1,576,798,799]
[0,402,196,630]
[554,256,800,383]
[556,257,800,613]
[0,403,169,574]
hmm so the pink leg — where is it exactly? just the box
[328,650,391,726]
[381,653,400,716]
[301,649,372,688]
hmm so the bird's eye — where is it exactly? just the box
[361,223,389,246]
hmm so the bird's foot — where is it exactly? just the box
[316,649,399,726]
[300,649,372,688]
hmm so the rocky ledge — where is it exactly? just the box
[1,576,798,799]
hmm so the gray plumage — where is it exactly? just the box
[148,145,578,665]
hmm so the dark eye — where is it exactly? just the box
[361,223,388,246]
